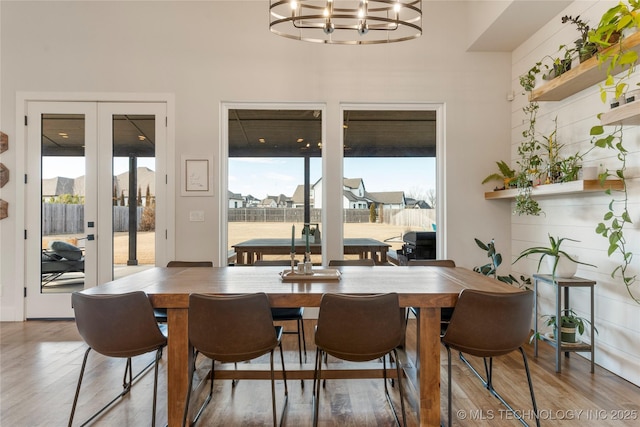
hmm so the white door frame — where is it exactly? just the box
[15,92,175,320]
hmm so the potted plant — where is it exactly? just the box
[513,234,596,278]
[542,45,575,80]
[588,1,639,51]
[481,160,517,190]
[536,309,598,343]
[562,15,597,63]
[473,238,531,289]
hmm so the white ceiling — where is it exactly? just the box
[467,0,574,52]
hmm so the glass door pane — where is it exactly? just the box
[342,109,437,264]
[111,114,156,280]
[227,108,322,265]
[40,114,88,293]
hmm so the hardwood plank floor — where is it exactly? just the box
[1,319,638,426]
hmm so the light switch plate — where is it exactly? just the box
[189,210,205,222]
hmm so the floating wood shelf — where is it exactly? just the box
[484,179,624,200]
[530,32,640,102]
[600,101,640,126]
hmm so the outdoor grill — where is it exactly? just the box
[400,231,436,261]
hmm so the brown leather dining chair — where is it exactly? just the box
[183,292,288,427]
[253,259,307,369]
[327,258,375,266]
[153,261,213,323]
[69,291,168,427]
[313,293,407,427]
[441,289,539,427]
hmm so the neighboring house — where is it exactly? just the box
[44,166,156,205]
[262,194,293,208]
[41,176,77,199]
[368,191,406,209]
[258,197,278,208]
[311,177,405,210]
[244,194,260,207]
[228,191,244,208]
[114,167,156,204]
[405,198,431,209]
[291,184,313,208]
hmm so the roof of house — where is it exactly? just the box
[367,191,405,205]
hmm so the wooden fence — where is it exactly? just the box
[43,205,436,235]
[228,207,435,227]
[42,204,144,235]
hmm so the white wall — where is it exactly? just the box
[0,2,512,317]
[510,1,640,386]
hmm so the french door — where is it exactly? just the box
[25,101,167,318]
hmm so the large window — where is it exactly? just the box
[227,108,323,265]
[342,109,437,262]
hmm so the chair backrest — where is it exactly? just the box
[188,293,279,363]
[167,261,213,267]
[407,259,456,267]
[253,260,296,266]
[72,291,167,358]
[328,259,375,266]
[315,293,404,362]
[442,289,533,357]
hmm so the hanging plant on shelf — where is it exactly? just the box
[587,0,639,303]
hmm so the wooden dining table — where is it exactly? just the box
[81,265,517,426]
[232,237,391,264]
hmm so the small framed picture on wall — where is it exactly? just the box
[181,155,214,196]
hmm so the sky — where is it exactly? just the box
[43,156,436,200]
[229,157,436,200]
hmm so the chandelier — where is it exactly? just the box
[269,1,422,45]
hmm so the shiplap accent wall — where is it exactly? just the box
[511,1,640,386]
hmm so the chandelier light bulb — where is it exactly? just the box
[323,21,335,34]
[270,0,422,45]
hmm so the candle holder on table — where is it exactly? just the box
[304,252,313,274]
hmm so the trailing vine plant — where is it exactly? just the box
[514,101,543,216]
[587,0,639,302]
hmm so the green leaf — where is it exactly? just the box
[605,74,615,86]
[608,243,618,256]
[474,238,488,251]
[604,211,614,220]
[590,125,604,136]
[622,211,632,223]
[596,223,607,234]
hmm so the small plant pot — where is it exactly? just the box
[560,323,578,343]
[547,255,578,278]
[579,44,597,63]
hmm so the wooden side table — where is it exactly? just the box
[533,274,596,373]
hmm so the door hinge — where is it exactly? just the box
[24,174,28,184]
[24,116,28,126]
[24,230,27,239]
[24,287,27,297]
[165,116,168,127]
[165,229,168,239]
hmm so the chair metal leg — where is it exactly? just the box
[187,359,214,426]
[312,348,323,427]
[298,317,308,362]
[382,349,407,426]
[458,350,538,427]
[519,347,540,427]
[446,345,452,427]
[70,346,162,427]
[276,342,289,427]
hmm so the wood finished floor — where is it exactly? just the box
[1,319,639,426]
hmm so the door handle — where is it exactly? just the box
[87,234,95,241]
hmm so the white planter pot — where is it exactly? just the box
[546,255,578,278]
